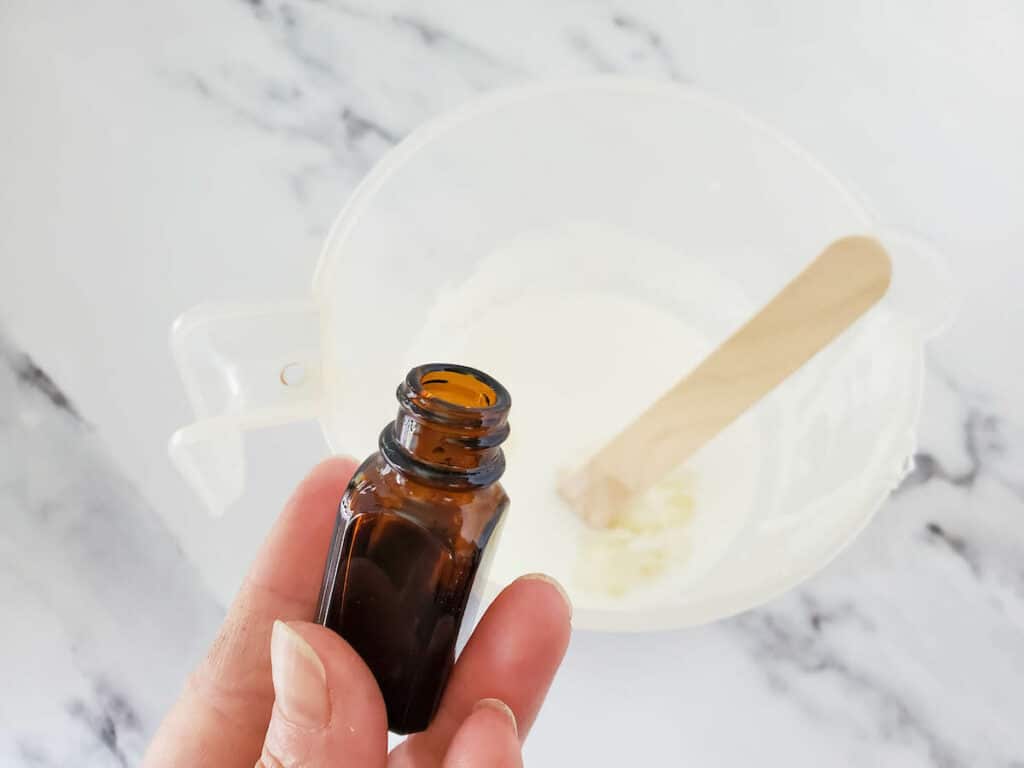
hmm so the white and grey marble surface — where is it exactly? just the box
[2,1,1023,765]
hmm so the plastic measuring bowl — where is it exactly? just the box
[169,78,955,631]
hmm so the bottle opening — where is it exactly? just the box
[385,363,511,488]
[406,363,510,417]
[419,369,497,409]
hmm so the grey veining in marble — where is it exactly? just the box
[0,334,222,766]
[2,0,1023,765]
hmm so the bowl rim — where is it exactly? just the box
[310,77,926,632]
[312,76,874,294]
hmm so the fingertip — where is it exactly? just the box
[412,571,571,756]
[474,698,518,737]
[515,573,573,622]
[320,454,361,477]
[245,457,359,609]
[496,575,573,655]
[284,621,386,725]
[285,455,359,512]
[443,698,522,768]
[286,622,388,742]
[266,456,358,551]
[269,621,329,729]
[260,621,388,768]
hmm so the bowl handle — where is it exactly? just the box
[168,301,323,516]
[878,229,960,338]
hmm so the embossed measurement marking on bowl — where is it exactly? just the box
[404,222,761,608]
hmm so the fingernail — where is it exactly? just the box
[270,620,329,728]
[474,698,518,737]
[518,573,573,620]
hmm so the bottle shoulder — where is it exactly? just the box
[343,452,507,550]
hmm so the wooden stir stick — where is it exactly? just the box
[560,235,893,528]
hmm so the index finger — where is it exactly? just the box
[391,575,572,766]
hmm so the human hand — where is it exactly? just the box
[143,457,572,767]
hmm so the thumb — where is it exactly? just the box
[258,621,388,768]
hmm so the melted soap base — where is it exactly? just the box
[404,223,761,607]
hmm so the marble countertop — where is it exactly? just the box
[2,1,1023,765]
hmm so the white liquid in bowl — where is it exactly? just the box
[404,224,762,611]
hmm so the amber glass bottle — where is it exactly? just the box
[315,363,511,734]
